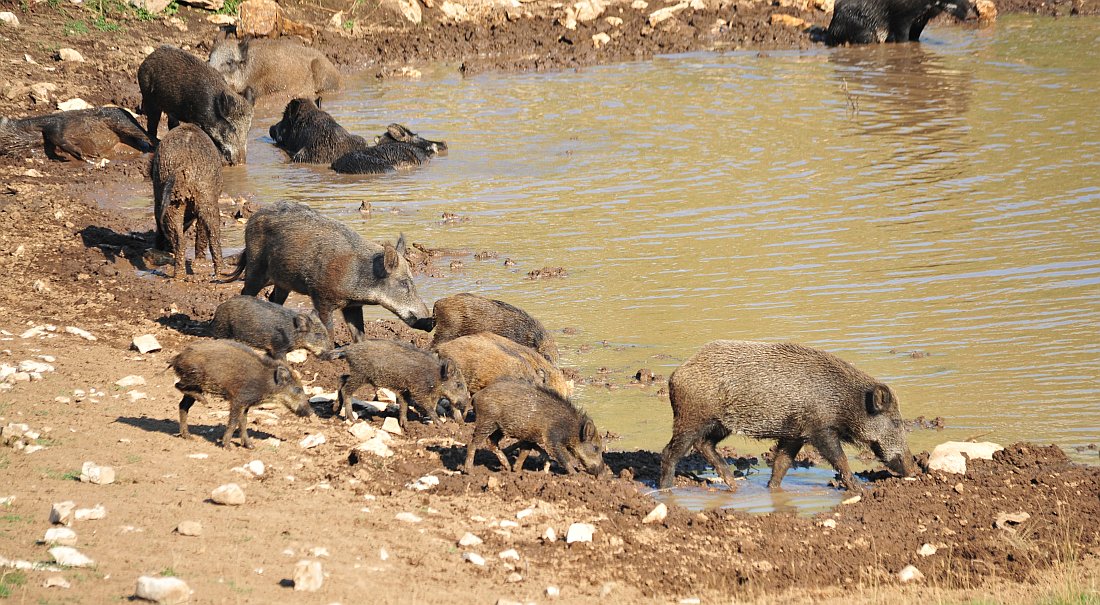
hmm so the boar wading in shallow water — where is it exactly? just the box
[268,97,367,164]
[430,293,559,364]
[825,0,976,44]
[330,124,446,175]
[659,340,917,491]
[170,339,312,448]
[208,37,341,99]
[150,124,223,279]
[435,332,571,401]
[222,201,431,341]
[138,45,255,165]
[325,340,470,427]
[464,379,605,476]
[211,295,331,360]
[0,107,152,161]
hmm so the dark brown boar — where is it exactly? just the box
[659,340,918,491]
[435,332,571,400]
[0,107,152,161]
[464,379,605,476]
[331,124,446,175]
[211,295,331,360]
[431,293,559,364]
[268,98,367,164]
[150,123,223,279]
[170,339,312,448]
[325,340,470,428]
[208,37,341,99]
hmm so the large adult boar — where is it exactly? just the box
[211,295,331,360]
[138,45,255,165]
[0,107,152,161]
[431,293,559,364]
[464,379,605,476]
[268,98,367,164]
[150,124,223,279]
[325,340,470,427]
[436,332,570,400]
[825,0,975,44]
[659,341,917,491]
[208,37,342,100]
[223,201,431,341]
[170,339,312,448]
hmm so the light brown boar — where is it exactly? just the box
[431,293,559,364]
[208,37,341,100]
[435,332,571,400]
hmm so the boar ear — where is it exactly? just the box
[274,365,293,386]
[580,417,598,442]
[293,314,309,332]
[440,357,454,380]
[395,233,408,256]
[382,242,400,274]
[536,368,547,383]
[387,124,407,140]
[864,385,893,415]
[314,96,323,109]
[241,86,256,107]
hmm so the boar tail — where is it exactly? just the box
[217,249,248,283]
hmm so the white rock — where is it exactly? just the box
[500,520,519,529]
[842,495,862,505]
[439,0,470,21]
[348,422,377,441]
[299,433,326,449]
[50,501,76,525]
[506,572,523,583]
[592,32,611,49]
[498,549,520,561]
[116,375,146,387]
[187,453,208,460]
[395,512,422,523]
[128,390,148,402]
[928,442,1004,474]
[21,324,56,339]
[565,522,595,544]
[308,546,329,558]
[605,15,623,25]
[211,483,246,505]
[462,552,486,566]
[131,335,162,354]
[19,360,54,373]
[918,543,937,557]
[379,548,389,561]
[376,387,398,404]
[49,546,94,567]
[58,98,94,111]
[406,475,439,491]
[516,508,535,520]
[898,564,924,583]
[819,518,837,529]
[542,527,558,542]
[631,0,647,7]
[546,585,561,598]
[80,461,116,485]
[74,505,106,521]
[44,575,71,588]
[285,349,308,364]
[459,532,483,547]
[2,422,31,438]
[573,0,607,21]
[380,417,403,435]
[246,460,266,477]
[648,1,687,25]
[355,436,394,458]
[0,11,20,27]
[44,527,78,546]
[0,495,14,505]
[175,521,202,536]
[995,511,1031,529]
[293,560,324,591]
[680,599,702,605]
[207,13,236,24]
[23,444,46,454]
[58,48,84,62]
[642,502,667,524]
[135,575,191,604]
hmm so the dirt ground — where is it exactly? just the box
[1,1,1099,603]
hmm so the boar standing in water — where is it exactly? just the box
[150,124,223,279]
[659,340,918,491]
[170,340,312,448]
[826,0,976,44]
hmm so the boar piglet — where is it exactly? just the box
[436,332,571,400]
[431,293,559,364]
[268,98,367,164]
[212,295,331,360]
[170,340,312,448]
[659,340,918,492]
[325,339,470,428]
[464,379,605,477]
[330,124,446,175]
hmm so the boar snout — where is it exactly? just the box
[411,317,436,332]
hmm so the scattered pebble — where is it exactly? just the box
[50,501,75,525]
[642,502,667,524]
[299,433,326,449]
[898,564,924,583]
[546,585,561,598]
[128,391,148,402]
[43,575,71,589]
[293,560,324,591]
[928,441,1004,474]
[43,527,77,546]
[355,437,394,458]
[132,334,162,354]
[285,349,308,364]
[115,375,146,387]
[819,519,837,529]
[406,475,439,491]
[57,48,84,62]
[462,552,486,566]
[395,512,422,523]
[175,521,202,537]
[80,461,116,485]
[49,546,94,567]
[542,527,557,543]
[348,422,377,441]
[506,572,523,583]
[918,543,937,557]
[381,417,403,435]
[135,575,191,604]
[459,533,483,547]
[211,483,246,506]
[0,11,20,27]
[247,460,265,476]
[64,326,96,340]
[499,520,519,529]
[995,511,1030,530]
[187,453,208,460]
[74,505,107,521]
[841,495,862,505]
[565,522,595,544]
[498,549,520,561]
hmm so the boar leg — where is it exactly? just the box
[268,286,290,305]
[143,101,162,141]
[464,423,502,473]
[810,429,860,491]
[222,401,243,448]
[696,426,740,489]
[177,393,202,439]
[238,405,254,449]
[197,198,223,276]
[767,438,805,489]
[340,306,366,343]
[162,201,187,279]
[549,442,579,475]
[659,423,710,489]
[511,442,538,473]
[336,374,361,421]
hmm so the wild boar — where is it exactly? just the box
[330,124,445,175]
[211,295,331,360]
[208,37,341,99]
[659,340,918,491]
[826,0,975,44]
[149,123,223,279]
[170,339,312,448]
[464,379,605,476]
[222,200,431,340]
[431,293,559,364]
[0,107,152,161]
[325,340,470,427]
[435,332,570,400]
[137,45,255,165]
[268,97,367,164]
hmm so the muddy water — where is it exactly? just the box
[116,17,1099,512]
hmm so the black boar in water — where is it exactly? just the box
[211,295,331,360]
[0,107,152,161]
[208,37,342,99]
[826,0,975,44]
[268,97,367,164]
[435,332,571,400]
[325,340,470,427]
[464,379,605,476]
[138,45,255,165]
[659,340,918,491]
[150,124,223,279]
[170,339,312,448]
[222,201,431,340]
[431,293,559,364]
[330,124,446,175]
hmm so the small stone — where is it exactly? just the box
[546,585,561,598]
[211,483,246,505]
[135,575,191,604]
[918,543,937,557]
[459,533,483,547]
[308,546,329,558]
[58,48,84,62]
[642,502,667,524]
[132,335,162,353]
[605,15,622,25]
[355,437,394,458]
[50,501,76,525]
[18,360,54,373]
[0,11,20,27]
[176,521,202,536]
[499,549,520,561]
[995,511,1030,530]
[74,504,107,521]
[293,560,324,591]
[58,98,94,111]
[898,564,924,583]
[928,441,1004,474]
[506,572,523,583]
[128,391,147,402]
[348,422,377,441]
[49,546,94,567]
[379,548,389,561]
[80,462,116,485]
[542,527,557,542]
[246,460,266,477]
[842,495,862,505]
[819,518,837,529]
[769,13,807,28]
[462,552,486,566]
[565,522,595,544]
[680,599,701,605]
[395,512,422,523]
[299,433,326,449]
[499,519,519,529]
[376,387,398,404]
[116,375,146,387]
[648,1,686,26]
[381,417,403,435]
[44,527,78,546]
[516,508,535,520]
[44,575,71,589]
[592,32,611,48]
[187,453,208,460]
[207,13,236,24]
[631,0,647,7]
[954,483,965,494]
[285,349,308,364]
